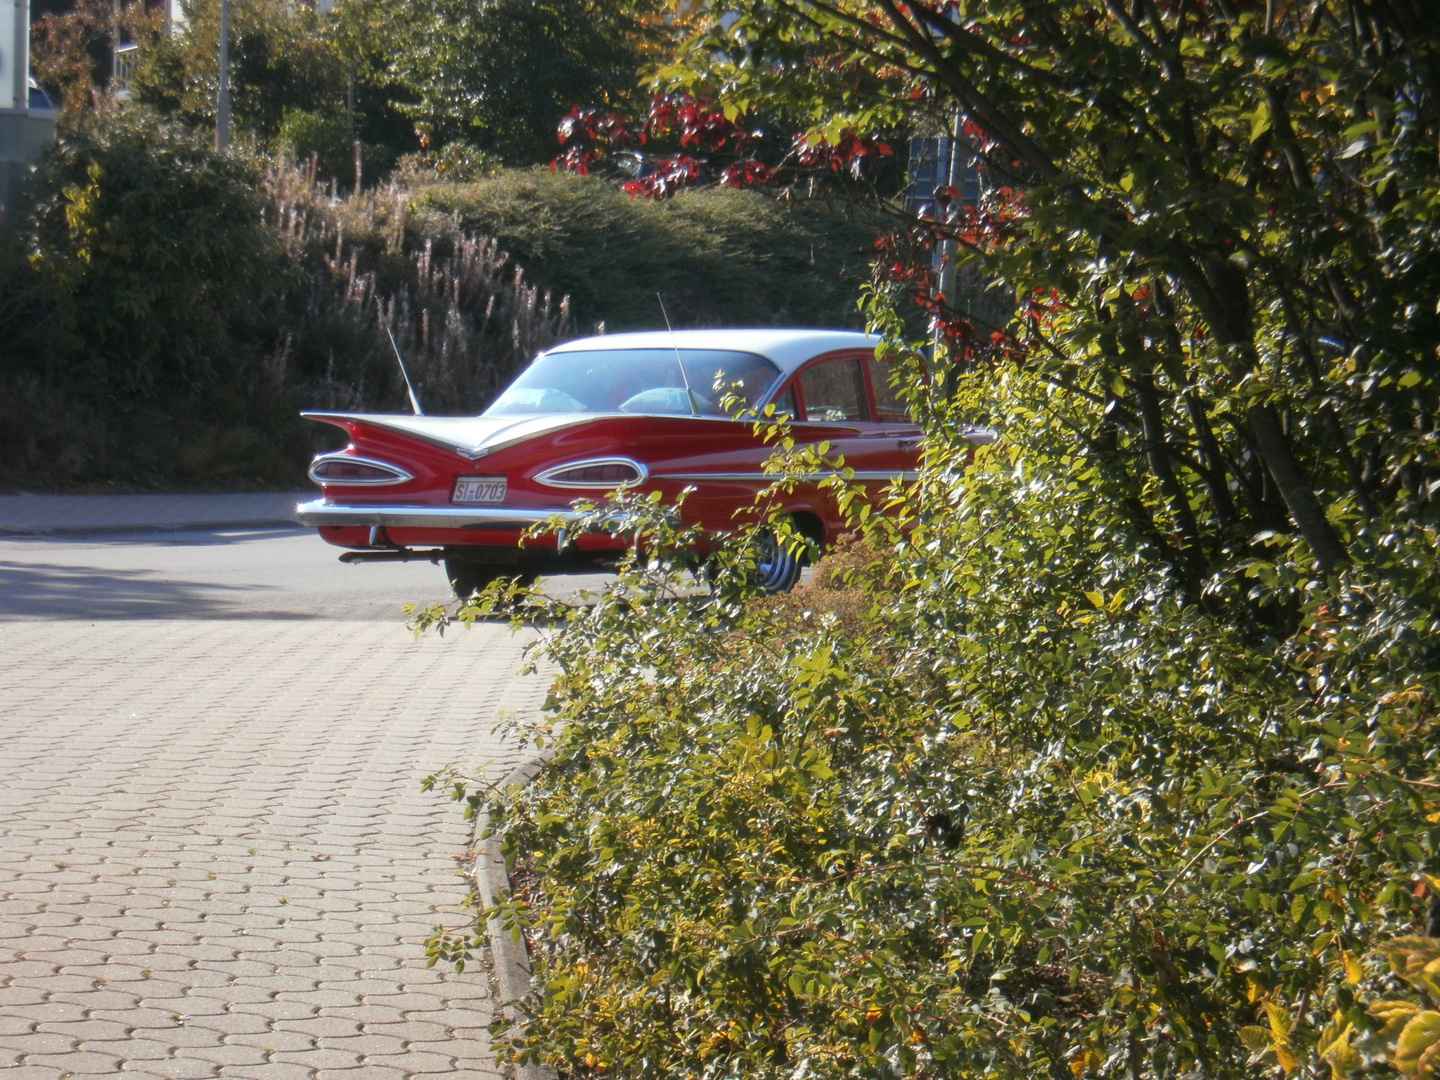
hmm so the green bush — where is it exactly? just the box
[275,107,356,187]
[26,107,278,398]
[0,219,55,369]
[414,168,879,332]
[427,324,1440,1080]
[0,108,318,490]
[385,0,668,163]
[393,141,502,185]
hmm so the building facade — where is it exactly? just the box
[0,0,57,208]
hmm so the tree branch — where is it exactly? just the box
[861,0,1063,179]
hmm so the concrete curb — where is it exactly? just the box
[0,493,309,537]
[473,758,557,1080]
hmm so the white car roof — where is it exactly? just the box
[545,328,879,375]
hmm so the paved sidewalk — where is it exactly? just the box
[0,500,550,1079]
[0,619,545,1079]
[0,493,310,536]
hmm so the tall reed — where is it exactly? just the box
[264,157,573,416]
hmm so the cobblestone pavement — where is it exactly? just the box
[0,615,547,1079]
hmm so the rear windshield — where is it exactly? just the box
[485,348,780,417]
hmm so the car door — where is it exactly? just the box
[634,351,920,543]
[792,352,920,484]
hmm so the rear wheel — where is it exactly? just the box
[749,528,804,594]
[444,557,536,599]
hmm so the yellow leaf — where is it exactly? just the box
[1248,99,1273,143]
[1265,1000,1294,1040]
[1318,1013,1358,1072]
[1372,1001,1423,1020]
[1344,951,1364,985]
[1278,1042,1301,1077]
[1276,1044,1300,1073]
[1394,1011,1440,1077]
[1371,998,1423,1038]
[1239,1026,1273,1053]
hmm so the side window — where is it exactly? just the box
[866,359,910,423]
[768,385,797,419]
[799,357,871,422]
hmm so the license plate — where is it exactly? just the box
[452,476,508,504]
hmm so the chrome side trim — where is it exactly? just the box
[535,457,650,489]
[650,470,921,483]
[296,499,596,530]
[854,471,922,483]
[308,453,415,487]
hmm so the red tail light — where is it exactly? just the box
[535,458,647,488]
[309,454,414,486]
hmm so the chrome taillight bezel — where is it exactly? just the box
[534,457,649,489]
[308,453,415,487]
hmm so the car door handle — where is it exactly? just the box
[898,437,923,451]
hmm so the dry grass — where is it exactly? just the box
[264,158,573,416]
[757,532,889,633]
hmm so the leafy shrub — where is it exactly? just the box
[275,108,356,187]
[414,168,879,332]
[0,220,55,368]
[2,131,572,487]
[1324,926,1440,1079]
[428,325,1440,1080]
[26,107,278,398]
[393,141,502,185]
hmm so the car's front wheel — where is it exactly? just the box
[443,557,536,599]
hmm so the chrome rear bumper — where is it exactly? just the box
[294,499,591,531]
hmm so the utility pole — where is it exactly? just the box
[931,109,966,359]
[215,0,230,151]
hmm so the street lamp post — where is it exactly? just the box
[216,0,230,151]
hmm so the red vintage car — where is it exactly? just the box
[296,328,983,595]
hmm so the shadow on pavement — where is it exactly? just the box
[0,527,351,620]
[0,558,312,621]
[0,527,618,621]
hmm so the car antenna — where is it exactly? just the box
[386,326,425,416]
[657,293,698,417]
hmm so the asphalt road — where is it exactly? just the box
[0,525,554,1079]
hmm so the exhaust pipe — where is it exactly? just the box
[338,549,445,564]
